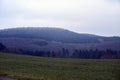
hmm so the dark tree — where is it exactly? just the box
[0,43,6,51]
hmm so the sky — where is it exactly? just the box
[0,0,120,36]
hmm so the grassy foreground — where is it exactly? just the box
[0,52,120,80]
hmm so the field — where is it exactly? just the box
[0,52,120,80]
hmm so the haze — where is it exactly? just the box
[0,0,120,36]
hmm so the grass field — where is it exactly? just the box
[0,52,120,80]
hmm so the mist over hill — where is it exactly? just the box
[0,27,120,59]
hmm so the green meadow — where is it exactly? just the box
[0,52,120,80]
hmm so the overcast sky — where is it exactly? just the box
[0,0,120,36]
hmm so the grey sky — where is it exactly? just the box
[0,0,120,36]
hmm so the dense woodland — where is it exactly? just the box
[0,42,120,59]
[17,48,120,59]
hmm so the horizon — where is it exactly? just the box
[0,0,120,36]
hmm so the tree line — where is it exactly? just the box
[0,42,120,59]
[7,48,120,59]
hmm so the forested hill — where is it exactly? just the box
[0,27,120,59]
[0,27,120,43]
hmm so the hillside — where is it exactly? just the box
[0,27,120,43]
[0,27,120,59]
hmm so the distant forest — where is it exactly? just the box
[0,42,120,59]
[15,49,120,59]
